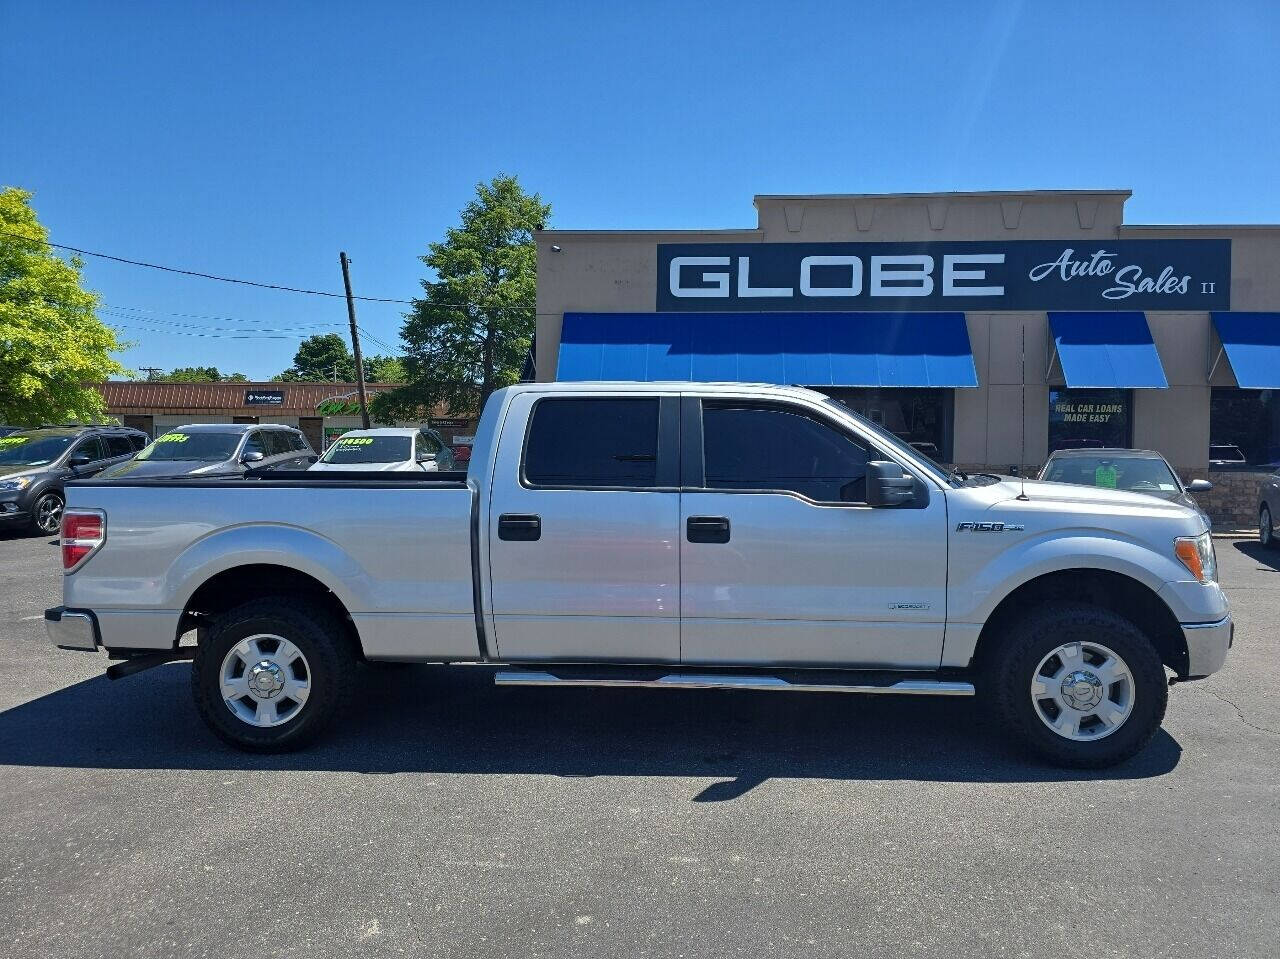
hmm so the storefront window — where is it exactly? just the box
[1048,389,1131,453]
[820,388,952,463]
[1210,389,1280,468]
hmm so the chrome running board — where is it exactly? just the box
[494,669,974,697]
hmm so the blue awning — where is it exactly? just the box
[1047,312,1168,388]
[556,312,978,387]
[1211,312,1280,388]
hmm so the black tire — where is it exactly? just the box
[191,597,353,752]
[986,602,1168,768]
[30,491,63,536]
[1262,504,1275,549]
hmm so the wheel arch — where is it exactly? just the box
[972,568,1189,678]
[178,563,364,660]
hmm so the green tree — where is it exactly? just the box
[163,366,247,382]
[374,175,547,420]
[363,354,406,383]
[274,333,355,381]
[0,187,127,426]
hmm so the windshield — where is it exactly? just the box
[1041,455,1181,498]
[137,431,241,462]
[0,434,74,466]
[821,398,952,486]
[320,435,412,464]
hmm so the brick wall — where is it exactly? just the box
[1199,470,1270,529]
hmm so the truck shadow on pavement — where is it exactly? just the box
[0,663,1181,793]
[1233,540,1280,572]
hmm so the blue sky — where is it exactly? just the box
[4,0,1278,380]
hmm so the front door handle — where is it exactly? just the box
[498,513,542,542]
[687,516,730,544]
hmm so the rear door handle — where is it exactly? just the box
[498,514,542,542]
[687,516,730,544]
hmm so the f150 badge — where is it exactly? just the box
[956,521,1025,532]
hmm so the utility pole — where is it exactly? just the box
[339,251,371,429]
[139,367,164,381]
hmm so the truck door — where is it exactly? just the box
[679,395,948,669]
[487,391,681,662]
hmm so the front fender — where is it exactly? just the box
[168,522,367,614]
[950,530,1188,626]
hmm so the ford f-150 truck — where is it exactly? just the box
[45,382,1233,767]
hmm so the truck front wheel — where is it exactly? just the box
[191,598,353,752]
[987,603,1168,768]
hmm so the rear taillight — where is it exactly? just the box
[61,510,105,571]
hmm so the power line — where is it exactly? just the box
[98,309,344,335]
[357,325,402,354]
[106,322,299,340]
[2,229,538,311]
[102,302,344,325]
[0,229,413,303]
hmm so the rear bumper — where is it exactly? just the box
[44,606,100,651]
[1182,615,1233,679]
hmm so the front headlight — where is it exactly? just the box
[0,476,32,492]
[1175,531,1217,584]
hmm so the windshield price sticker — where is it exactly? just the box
[336,437,373,446]
[0,436,29,448]
[155,433,190,444]
[1094,465,1118,488]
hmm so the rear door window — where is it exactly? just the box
[524,398,660,488]
[104,435,135,458]
[263,431,292,457]
[701,402,871,503]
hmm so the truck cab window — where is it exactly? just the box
[524,398,659,488]
[702,403,870,503]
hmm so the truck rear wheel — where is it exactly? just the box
[191,598,353,752]
[986,603,1168,768]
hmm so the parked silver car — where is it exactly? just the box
[98,424,315,479]
[1260,467,1280,548]
[1038,448,1213,525]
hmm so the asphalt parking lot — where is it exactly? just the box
[0,531,1277,959]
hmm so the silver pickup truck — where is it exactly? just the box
[46,382,1232,767]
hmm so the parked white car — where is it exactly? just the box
[308,428,455,472]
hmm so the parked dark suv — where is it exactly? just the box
[0,425,149,534]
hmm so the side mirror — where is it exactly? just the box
[1187,478,1213,493]
[68,452,92,468]
[867,461,915,507]
[242,450,265,464]
[306,455,318,464]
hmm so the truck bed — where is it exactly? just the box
[62,476,481,659]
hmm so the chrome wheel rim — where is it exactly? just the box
[1263,507,1273,546]
[37,495,63,533]
[1031,641,1134,742]
[219,634,311,728]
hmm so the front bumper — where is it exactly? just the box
[45,606,100,652]
[0,500,31,526]
[1182,614,1233,679]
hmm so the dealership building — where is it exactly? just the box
[533,189,1280,525]
[93,381,476,455]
